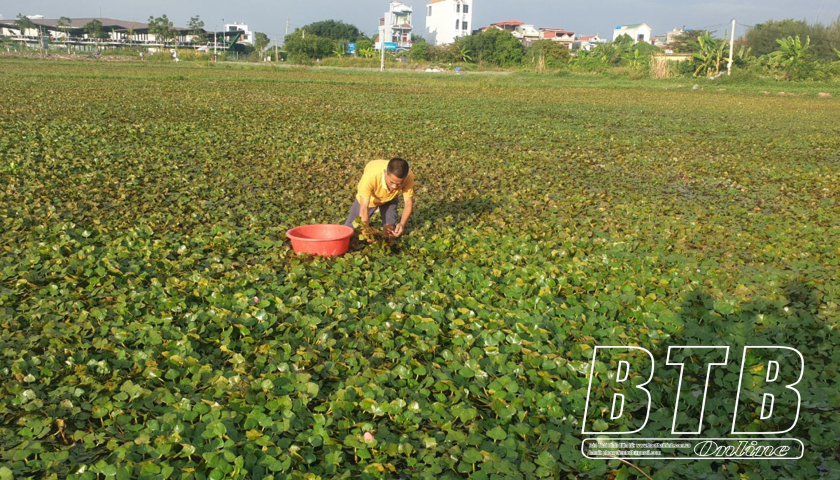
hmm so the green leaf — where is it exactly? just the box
[486,426,507,441]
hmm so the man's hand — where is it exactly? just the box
[393,223,405,238]
[360,221,376,236]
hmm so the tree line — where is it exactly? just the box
[284,17,840,80]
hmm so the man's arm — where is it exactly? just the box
[394,196,413,237]
[358,196,372,225]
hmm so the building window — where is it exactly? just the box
[428,6,432,16]
[464,4,469,13]
[637,33,644,42]
[456,19,460,30]
[456,4,460,12]
[463,22,468,31]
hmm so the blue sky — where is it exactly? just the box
[1,0,837,43]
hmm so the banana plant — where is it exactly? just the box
[776,35,811,68]
[456,46,473,63]
[693,32,727,77]
[624,48,643,68]
[594,43,620,64]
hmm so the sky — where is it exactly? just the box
[1,0,838,44]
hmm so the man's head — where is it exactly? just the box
[385,157,409,191]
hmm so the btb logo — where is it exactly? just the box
[582,346,805,436]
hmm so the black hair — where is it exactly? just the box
[387,158,410,179]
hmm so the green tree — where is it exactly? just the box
[188,15,206,43]
[826,16,840,52]
[84,19,107,40]
[613,33,636,51]
[254,32,270,57]
[356,39,375,58]
[283,29,335,60]
[409,41,432,61]
[456,29,524,66]
[148,15,175,44]
[527,40,570,71]
[303,20,365,42]
[744,19,833,60]
[15,13,36,36]
[668,29,714,53]
[56,16,73,37]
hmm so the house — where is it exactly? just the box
[574,34,606,51]
[612,23,652,43]
[513,24,541,44]
[426,0,473,46]
[223,22,253,45]
[666,27,685,46]
[482,22,540,45]
[378,1,413,51]
[539,28,575,49]
[482,20,523,34]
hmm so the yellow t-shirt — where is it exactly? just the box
[356,160,415,207]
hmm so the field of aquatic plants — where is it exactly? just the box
[0,59,838,479]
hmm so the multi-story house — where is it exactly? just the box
[378,1,413,51]
[426,0,473,46]
[539,28,575,49]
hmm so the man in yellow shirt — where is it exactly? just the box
[344,158,415,238]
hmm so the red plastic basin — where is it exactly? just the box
[286,224,354,257]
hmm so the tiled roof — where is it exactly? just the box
[492,21,524,26]
[541,28,574,34]
[28,18,150,30]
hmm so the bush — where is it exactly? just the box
[409,42,432,62]
[526,40,570,72]
[455,29,524,67]
[284,29,335,61]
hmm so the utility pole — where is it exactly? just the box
[727,18,736,76]
[380,30,385,72]
[214,26,217,61]
[275,36,278,62]
[285,18,289,36]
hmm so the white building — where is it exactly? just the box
[377,2,413,51]
[666,27,685,45]
[513,24,540,44]
[224,22,253,44]
[612,23,652,43]
[575,34,606,51]
[426,0,473,46]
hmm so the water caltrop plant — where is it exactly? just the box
[0,59,838,479]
